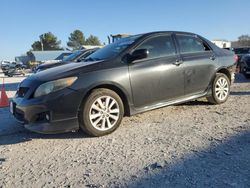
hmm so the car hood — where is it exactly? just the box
[29,60,105,82]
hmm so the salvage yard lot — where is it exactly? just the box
[0,73,250,187]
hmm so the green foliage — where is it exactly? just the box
[85,35,101,46]
[26,50,33,56]
[31,32,63,51]
[237,35,250,47]
[67,30,85,50]
[31,41,42,51]
[67,30,102,49]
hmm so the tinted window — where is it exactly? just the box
[135,35,176,59]
[84,35,142,61]
[176,35,210,54]
[64,50,82,61]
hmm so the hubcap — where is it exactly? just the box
[89,96,120,131]
[215,77,229,101]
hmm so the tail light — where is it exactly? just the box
[234,55,239,62]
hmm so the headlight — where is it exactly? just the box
[34,77,77,98]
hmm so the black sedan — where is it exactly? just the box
[239,54,250,78]
[11,31,236,136]
[34,48,98,73]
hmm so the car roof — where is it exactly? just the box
[140,31,198,37]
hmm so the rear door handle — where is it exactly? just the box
[210,55,216,61]
[173,59,183,66]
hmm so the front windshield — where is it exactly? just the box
[84,35,142,61]
[64,50,82,61]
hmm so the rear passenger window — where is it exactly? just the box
[176,34,211,54]
[135,35,176,59]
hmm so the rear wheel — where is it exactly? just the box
[207,73,230,104]
[79,89,124,137]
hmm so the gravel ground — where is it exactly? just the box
[0,73,250,188]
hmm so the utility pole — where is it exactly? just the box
[40,34,44,51]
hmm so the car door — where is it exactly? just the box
[175,34,216,96]
[128,34,185,108]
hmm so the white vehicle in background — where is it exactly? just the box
[1,61,27,77]
[1,61,11,68]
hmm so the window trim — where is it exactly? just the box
[130,33,178,62]
[175,33,212,55]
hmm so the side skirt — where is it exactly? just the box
[130,92,209,115]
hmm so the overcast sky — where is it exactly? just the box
[1,0,250,61]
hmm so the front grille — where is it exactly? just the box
[17,87,29,97]
[15,109,25,123]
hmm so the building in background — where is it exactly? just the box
[108,34,132,44]
[212,40,232,48]
[30,51,72,63]
[15,50,72,65]
[81,45,103,50]
[15,55,31,64]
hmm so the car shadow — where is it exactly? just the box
[230,91,250,96]
[128,130,250,187]
[180,100,211,106]
[0,128,91,146]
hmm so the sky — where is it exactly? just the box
[0,0,250,61]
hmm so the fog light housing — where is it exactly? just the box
[46,114,50,121]
[36,112,50,122]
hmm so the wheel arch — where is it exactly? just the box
[79,82,131,116]
[207,67,232,95]
[216,67,231,82]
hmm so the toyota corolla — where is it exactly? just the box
[11,31,236,136]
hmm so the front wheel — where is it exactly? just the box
[207,73,230,104]
[79,88,124,137]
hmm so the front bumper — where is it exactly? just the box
[11,87,83,134]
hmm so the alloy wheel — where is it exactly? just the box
[215,77,229,101]
[89,96,120,131]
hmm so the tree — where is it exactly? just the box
[237,35,250,47]
[67,30,85,50]
[31,32,63,51]
[85,35,101,46]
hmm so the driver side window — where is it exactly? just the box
[135,35,176,59]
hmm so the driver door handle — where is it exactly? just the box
[210,55,216,61]
[173,59,183,66]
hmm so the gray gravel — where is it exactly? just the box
[0,74,250,187]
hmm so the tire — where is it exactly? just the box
[79,88,124,137]
[207,73,230,104]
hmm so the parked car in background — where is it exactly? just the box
[34,48,99,73]
[0,61,11,67]
[11,31,236,137]
[233,47,250,68]
[1,61,27,76]
[1,61,25,71]
[239,54,250,78]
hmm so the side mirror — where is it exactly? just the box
[129,49,149,62]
